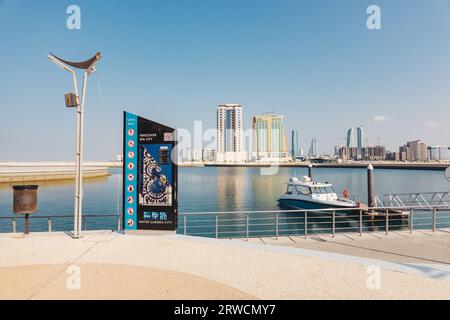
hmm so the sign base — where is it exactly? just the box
[124,229,177,236]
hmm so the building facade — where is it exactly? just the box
[399,140,429,162]
[252,114,289,161]
[385,151,400,161]
[308,137,318,158]
[346,126,365,152]
[346,128,356,148]
[361,145,386,161]
[291,129,300,159]
[216,104,246,162]
[428,146,449,161]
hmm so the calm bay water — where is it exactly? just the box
[0,167,449,234]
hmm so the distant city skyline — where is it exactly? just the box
[1,0,450,161]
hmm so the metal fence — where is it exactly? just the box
[178,206,450,239]
[1,206,450,238]
[0,214,121,234]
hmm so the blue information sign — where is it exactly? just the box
[123,111,177,231]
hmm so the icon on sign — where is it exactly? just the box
[128,140,135,147]
[128,129,135,136]
[128,174,134,181]
[128,162,134,170]
[128,151,135,159]
[127,196,134,204]
[164,132,173,141]
[128,185,134,192]
[127,219,134,227]
[127,208,134,215]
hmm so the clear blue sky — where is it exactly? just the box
[1,0,449,161]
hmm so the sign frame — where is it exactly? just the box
[123,111,178,232]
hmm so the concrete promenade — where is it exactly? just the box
[0,230,449,300]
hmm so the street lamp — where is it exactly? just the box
[48,52,102,239]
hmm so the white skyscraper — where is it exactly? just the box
[346,128,357,148]
[356,126,366,149]
[216,104,246,162]
[308,137,318,158]
[347,126,365,150]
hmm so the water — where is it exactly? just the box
[0,167,449,234]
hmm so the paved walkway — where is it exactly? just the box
[0,231,449,299]
[243,229,450,265]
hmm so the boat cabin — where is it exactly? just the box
[285,176,339,203]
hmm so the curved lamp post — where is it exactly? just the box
[48,52,102,238]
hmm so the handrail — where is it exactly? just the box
[179,205,450,216]
[0,213,119,220]
[179,205,450,240]
[382,191,450,196]
[1,205,450,238]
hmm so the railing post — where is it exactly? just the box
[410,208,414,234]
[332,211,336,238]
[432,207,436,232]
[275,213,279,240]
[304,211,308,239]
[184,215,187,236]
[48,218,52,233]
[359,210,363,236]
[246,213,249,241]
[385,209,389,235]
[12,218,16,234]
[215,215,218,239]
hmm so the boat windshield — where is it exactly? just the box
[312,186,335,194]
[295,185,311,195]
[286,184,311,195]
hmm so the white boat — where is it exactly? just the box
[277,176,359,211]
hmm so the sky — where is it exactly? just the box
[0,0,449,161]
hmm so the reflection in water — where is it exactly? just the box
[215,168,248,212]
[0,170,120,233]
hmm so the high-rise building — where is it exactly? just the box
[216,104,246,162]
[308,137,318,158]
[386,151,400,162]
[428,146,449,161]
[252,114,288,161]
[346,126,365,150]
[361,145,386,161]
[357,126,366,149]
[291,130,299,159]
[346,128,357,148]
[399,140,429,162]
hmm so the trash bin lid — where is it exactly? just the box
[12,185,39,191]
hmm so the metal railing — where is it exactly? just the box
[1,205,450,239]
[375,191,450,208]
[178,206,450,240]
[0,214,121,234]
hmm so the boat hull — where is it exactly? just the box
[278,198,358,212]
